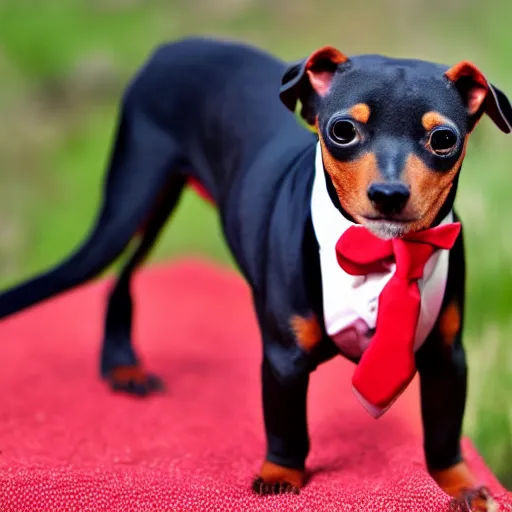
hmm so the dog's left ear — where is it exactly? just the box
[280,46,350,126]
[445,61,512,133]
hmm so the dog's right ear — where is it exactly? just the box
[279,46,350,126]
[444,61,512,134]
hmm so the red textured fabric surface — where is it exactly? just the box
[0,259,510,512]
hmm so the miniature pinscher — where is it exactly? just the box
[1,37,510,510]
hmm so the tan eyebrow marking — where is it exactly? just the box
[349,103,371,124]
[422,111,453,131]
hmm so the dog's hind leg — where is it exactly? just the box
[101,174,186,396]
[0,92,186,322]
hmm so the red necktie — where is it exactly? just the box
[335,222,461,417]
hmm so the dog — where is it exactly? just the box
[1,37,510,510]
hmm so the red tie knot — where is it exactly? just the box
[391,239,434,280]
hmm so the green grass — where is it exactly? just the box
[0,0,511,488]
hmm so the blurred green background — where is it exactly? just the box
[0,0,510,487]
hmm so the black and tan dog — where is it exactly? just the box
[1,37,510,509]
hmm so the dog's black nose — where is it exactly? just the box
[367,182,410,215]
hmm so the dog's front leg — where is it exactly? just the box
[418,326,497,511]
[252,356,310,495]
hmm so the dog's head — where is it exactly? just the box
[280,46,512,239]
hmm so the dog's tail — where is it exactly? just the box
[0,91,186,320]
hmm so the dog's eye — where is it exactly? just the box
[330,119,358,145]
[428,128,458,155]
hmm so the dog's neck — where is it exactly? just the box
[311,142,454,247]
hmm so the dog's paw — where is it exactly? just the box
[430,461,498,511]
[448,486,498,512]
[252,476,300,495]
[252,460,304,496]
[105,365,164,397]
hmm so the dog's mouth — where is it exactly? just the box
[359,215,419,239]
[362,215,417,223]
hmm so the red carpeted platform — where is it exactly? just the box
[0,260,510,511]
